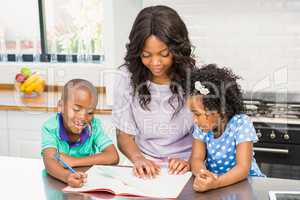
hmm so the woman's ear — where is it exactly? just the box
[57,99,63,112]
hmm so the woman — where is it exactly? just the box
[113,5,195,178]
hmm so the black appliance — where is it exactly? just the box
[243,92,300,180]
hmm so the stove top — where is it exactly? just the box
[243,91,300,125]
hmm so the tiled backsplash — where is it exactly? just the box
[143,0,300,93]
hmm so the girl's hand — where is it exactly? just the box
[66,172,87,188]
[168,158,190,175]
[193,169,218,192]
[132,157,161,179]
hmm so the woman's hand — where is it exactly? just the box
[193,169,219,192]
[168,158,190,175]
[132,156,161,179]
[66,171,87,188]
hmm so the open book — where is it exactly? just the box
[63,165,192,199]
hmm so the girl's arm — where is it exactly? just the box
[190,139,207,175]
[60,144,119,167]
[214,141,253,188]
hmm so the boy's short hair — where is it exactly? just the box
[61,79,98,104]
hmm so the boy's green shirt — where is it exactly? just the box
[41,113,113,157]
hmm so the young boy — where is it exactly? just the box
[41,79,119,188]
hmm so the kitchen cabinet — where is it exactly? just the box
[0,111,119,160]
[0,111,8,156]
[7,111,52,158]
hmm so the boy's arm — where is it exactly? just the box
[214,142,252,188]
[43,147,71,183]
[190,139,207,175]
[43,147,87,187]
[60,144,119,167]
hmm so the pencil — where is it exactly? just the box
[54,151,80,176]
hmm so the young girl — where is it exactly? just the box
[187,64,264,192]
[113,5,195,178]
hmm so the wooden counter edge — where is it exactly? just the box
[0,105,112,115]
[0,83,111,114]
[0,84,106,94]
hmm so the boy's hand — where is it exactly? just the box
[193,169,218,192]
[66,172,87,188]
[132,156,160,179]
[59,153,76,167]
[168,158,190,175]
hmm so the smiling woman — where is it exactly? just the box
[113,5,196,179]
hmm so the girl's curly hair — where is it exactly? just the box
[189,64,244,120]
[121,5,195,116]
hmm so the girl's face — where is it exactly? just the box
[59,88,96,135]
[141,35,173,84]
[187,95,221,133]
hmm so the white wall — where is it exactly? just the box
[143,0,300,93]
[1,0,300,95]
[113,0,143,67]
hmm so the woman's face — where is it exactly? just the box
[141,35,173,83]
[187,95,221,133]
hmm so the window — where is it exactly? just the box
[0,0,104,63]
[44,0,104,62]
[0,0,41,62]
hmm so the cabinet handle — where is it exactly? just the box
[253,147,289,154]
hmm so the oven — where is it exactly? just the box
[244,92,300,180]
[252,120,300,179]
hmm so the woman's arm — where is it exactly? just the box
[190,139,207,175]
[117,129,160,178]
[116,129,144,162]
[214,141,253,188]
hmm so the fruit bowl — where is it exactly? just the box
[15,67,45,98]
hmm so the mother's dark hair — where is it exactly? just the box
[122,5,195,115]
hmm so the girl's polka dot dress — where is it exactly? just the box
[193,114,265,177]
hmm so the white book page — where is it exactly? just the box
[64,165,192,198]
[93,165,192,198]
[63,166,145,196]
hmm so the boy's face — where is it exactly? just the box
[59,88,97,135]
[187,95,220,133]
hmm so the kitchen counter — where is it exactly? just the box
[0,84,112,114]
[1,156,299,200]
